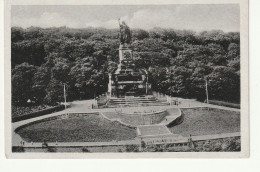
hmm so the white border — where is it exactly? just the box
[4,0,249,159]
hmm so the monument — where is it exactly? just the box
[107,19,151,97]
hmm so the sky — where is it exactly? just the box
[11,5,240,32]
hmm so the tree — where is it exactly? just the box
[12,63,36,105]
[228,56,240,72]
[43,79,64,105]
[51,58,71,83]
[32,66,51,104]
[189,66,211,100]
[11,27,24,42]
[161,29,177,41]
[68,57,93,100]
[207,66,240,102]
[134,29,150,40]
[42,56,71,104]
[167,66,192,97]
[11,26,240,104]
[86,70,108,98]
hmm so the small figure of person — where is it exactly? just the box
[42,140,48,148]
[189,134,194,149]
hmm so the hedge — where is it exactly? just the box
[208,100,240,109]
[12,105,66,122]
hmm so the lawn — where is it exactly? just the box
[169,108,240,136]
[17,114,137,142]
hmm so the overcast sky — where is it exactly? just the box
[11,5,240,32]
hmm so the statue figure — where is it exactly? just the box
[118,18,131,45]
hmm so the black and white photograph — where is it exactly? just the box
[4,0,249,158]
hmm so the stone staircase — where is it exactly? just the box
[106,96,169,108]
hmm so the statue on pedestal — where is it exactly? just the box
[118,18,131,46]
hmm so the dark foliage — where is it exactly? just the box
[47,147,57,152]
[12,146,25,152]
[11,27,240,105]
[12,104,53,118]
[143,137,240,152]
[82,147,90,152]
[12,105,66,122]
[126,144,140,152]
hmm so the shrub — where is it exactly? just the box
[166,146,192,152]
[12,146,25,152]
[12,105,66,122]
[141,140,146,149]
[126,145,139,152]
[47,147,57,152]
[193,137,241,152]
[82,147,90,152]
[143,144,166,152]
[12,104,53,118]
[221,137,241,151]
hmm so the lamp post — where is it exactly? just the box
[204,77,212,111]
[144,69,148,95]
[146,75,148,95]
[170,68,173,105]
[205,78,209,104]
[64,83,67,110]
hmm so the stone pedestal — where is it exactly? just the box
[108,43,151,97]
[119,44,133,63]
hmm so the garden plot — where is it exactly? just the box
[17,114,137,142]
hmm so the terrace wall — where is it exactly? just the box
[165,109,184,127]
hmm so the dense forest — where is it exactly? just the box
[11,26,240,105]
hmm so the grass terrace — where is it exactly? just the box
[17,114,137,142]
[169,108,240,136]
